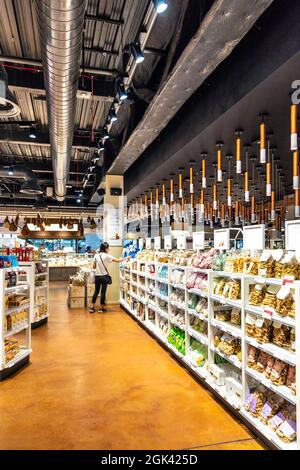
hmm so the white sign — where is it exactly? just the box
[105,208,123,246]
[146,238,152,249]
[193,232,205,250]
[214,229,230,250]
[177,234,187,250]
[154,237,161,250]
[243,224,265,250]
[164,235,172,250]
[285,220,300,251]
[138,239,145,250]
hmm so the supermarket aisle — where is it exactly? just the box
[0,283,264,450]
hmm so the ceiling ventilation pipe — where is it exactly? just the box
[35,0,86,201]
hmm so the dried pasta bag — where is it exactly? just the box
[214,278,226,296]
[187,294,198,310]
[254,317,273,344]
[290,328,296,353]
[258,251,275,278]
[281,253,299,279]
[270,359,288,386]
[268,403,292,432]
[249,283,266,306]
[219,334,237,356]
[255,351,269,373]
[215,310,231,322]
[235,342,242,362]
[246,253,260,276]
[224,255,234,273]
[260,393,285,425]
[272,249,284,279]
[275,286,294,317]
[272,322,291,348]
[288,300,295,319]
[248,388,267,418]
[221,279,231,298]
[245,313,257,338]
[231,307,241,326]
[261,285,279,309]
[276,411,297,443]
[286,365,296,395]
[264,355,275,379]
[227,279,240,300]
[247,345,259,369]
[186,273,198,289]
[213,330,223,348]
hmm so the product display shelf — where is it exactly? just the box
[245,304,295,328]
[120,259,300,450]
[19,261,49,329]
[0,266,32,380]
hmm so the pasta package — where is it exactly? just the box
[270,359,288,386]
[254,317,272,344]
[272,322,291,348]
[260,393,285,425]
[275,286,294,317]
[249,283,266,306]
[276,411,297,443]
[258,251,275,278]
[245,387,267,418]
[261,285,280,309]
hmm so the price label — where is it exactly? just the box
[146,238,152,249]
[177,234,187,250]
[263,308,274,317]
[282,276,294,286]
[154,237,161,250]
[164,235,172,250]
[193,232,205,250]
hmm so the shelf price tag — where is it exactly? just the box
[282,276,294,287]
[263,308,274,317]
[164,235,172,250]
[193,232,205,250]
[177,234,187,250]
[154,237,161,250]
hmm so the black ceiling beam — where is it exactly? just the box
[83,46,166,57]
[0,129,97,149]
[85,14,123,26]
[6,68,115,101]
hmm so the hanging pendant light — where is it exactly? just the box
[201,153,207,188]
[244,144,250,202]
[221,203,226,227]
[200,189,205,219]
[170,173,174,203]
[291,104,298,151]
[266,161,272,197]
[235,129,243,174]
[162,181,166,206]
[216,142,223,182]
[226,154,233,207]
[259,113,268,163]
[150,189,154,221]
[189,160,195,194]
[293,151,299,190]
[178,168,183,199]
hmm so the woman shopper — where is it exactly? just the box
[90,242,129,313]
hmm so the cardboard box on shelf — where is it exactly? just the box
[68,297,85,309]
[68,285,85,298]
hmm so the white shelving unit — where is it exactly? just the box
[19,261,49,329]
[119,258,300,450]
[0,266,32,380]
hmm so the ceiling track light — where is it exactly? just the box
[8,165,14,176]
[102,127,109,141]
[130,43,144,64]
[29,126,37,139]
[117,79,127,101]
[153,0,168,14]
[109,107,118,123]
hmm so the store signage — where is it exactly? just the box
[138,239,145,250]
[164,235,172,250]
[214,229,230,250]
[243,224,265,250]
[154,237,161,250]
[193,232,205,250]
[177,234,187,250]
[282,276,294,286]
[146,238,152,249]
[285,219,300,251]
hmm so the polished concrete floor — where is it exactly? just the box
[0,282,264,450]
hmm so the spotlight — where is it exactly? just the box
[153,0,168,13]
[131,43,144,64]
[8,165,14,176]
[89,166,96,173]
[29,126,37,139]
[109,108,118,123]
[102,127,109,141]
[77,198,81,204]
[97,139,104,151]
[117,80,127,101]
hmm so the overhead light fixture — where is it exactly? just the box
[102,127,109,141]
[153,0,168,13]
[89,166,96,173]
[131,43,144,64]
[109,108,118,123]
[20,180,43,195]
[77,198,81,204]
[8,165,14,176]
[117,80,127,101]
[29,126,37,139]
[97,139,104,151]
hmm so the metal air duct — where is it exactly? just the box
[35,0,86,201]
